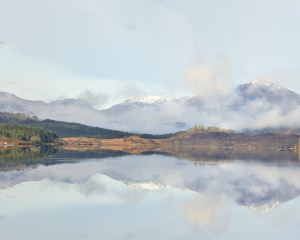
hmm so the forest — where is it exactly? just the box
[0,123,58,144]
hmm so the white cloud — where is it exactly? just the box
[0,0,195,95]
[0,174,148,217]
[183,194,230,234]
[115,82,148,99]
[0,46,129,106]
[78,90,110,109]
[184,53,233,100]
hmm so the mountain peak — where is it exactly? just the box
[233,79,300,111]
[249,79,282,90]
[124,96,171,105]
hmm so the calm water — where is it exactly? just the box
[0,150,300,239]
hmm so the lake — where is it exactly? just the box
[0,149,300,239]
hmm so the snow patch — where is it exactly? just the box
[250,79,282,90]
[124,96,171,105]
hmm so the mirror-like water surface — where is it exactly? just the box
[1,151,300,239]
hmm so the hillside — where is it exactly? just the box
[0,124,58,145]
[0,112,132,139]
[0,112,171,139]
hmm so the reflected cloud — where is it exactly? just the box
[1,156,300,239]
[1,154,300,213]
[0,174,151,217]
[183,194,230,234]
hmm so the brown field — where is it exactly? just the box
[61,136,159,154]
[61,132,300,161]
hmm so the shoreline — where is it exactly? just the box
[61,133,300,156]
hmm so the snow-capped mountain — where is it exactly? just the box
[124,96,171,105]
[102,80,300,132]
[104,96,171,115]
[231,79,300,111]
[107,79,300,117]
[0,80,299,133]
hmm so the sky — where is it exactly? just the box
[1,0,300,108]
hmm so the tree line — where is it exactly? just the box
[0,123,58,144]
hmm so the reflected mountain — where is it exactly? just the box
[0,152,300,212]
[0,138,299,173]
[236,181,300,212]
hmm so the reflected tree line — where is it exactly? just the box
[0,146,129,171]
[0,143,299,172]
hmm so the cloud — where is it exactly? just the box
[124,22,138,30]
[0,45,126,103]
[214,101,300,131]
[78,90,109,109]
[4,80,16,85]
[0,0,194,89]
[184,53,233,100]
[183,194,230,234]
[96,89,300,133]
[115,82,148,99]
[0,46,300,133]
[2,156,300,239]
[100,100,202,133]
[0,174,148,217]
[1,154,300,214]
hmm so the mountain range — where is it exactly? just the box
[0,79,300,134]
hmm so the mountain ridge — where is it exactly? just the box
[0,80,299,133]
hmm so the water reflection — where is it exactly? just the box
[0,146,57,161]
[0,147,130,171]
[1,154,300,208]
[1,153,300,239]
[0,146,298,172]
